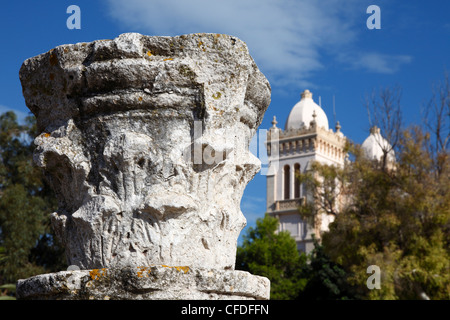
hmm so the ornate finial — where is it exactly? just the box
[301,89,313,99]
[335,121,341,133]
[370,125,378,135]
[271,115,278,128]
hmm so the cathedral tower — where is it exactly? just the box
[265,90,346,253]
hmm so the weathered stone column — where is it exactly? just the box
[16,33,271,300]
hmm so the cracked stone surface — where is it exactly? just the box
[16,266,270,300]
[19,32,271,272]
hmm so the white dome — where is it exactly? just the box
[361,126,395,161]
[285,90,329,130]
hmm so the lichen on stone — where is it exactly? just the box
[89,268,107,281]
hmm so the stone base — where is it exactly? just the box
[16,266,270,300]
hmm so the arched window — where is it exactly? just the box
[283,165,290,200]
[294,163,301,198]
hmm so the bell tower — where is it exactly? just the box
[266,90,346,253]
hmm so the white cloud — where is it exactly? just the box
[104,0,411,88]
[341,52,413,74]
[105,0,359,87]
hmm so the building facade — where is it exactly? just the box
[265,90,346,253]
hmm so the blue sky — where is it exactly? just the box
[1,1,449,241]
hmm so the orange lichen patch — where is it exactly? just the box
[89,268,107,281]
[49,50,58,66]
[136,266,151,278]
[175,266,190,274]
[161,265,190,274]
[197,39,207,51]
[213,34,222,45]
[163,58,173,61]
[138,96,143,102]
[146,50,152,57]
[44,133,51,138]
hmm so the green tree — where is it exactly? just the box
[297,237,358,300]
[298,80,450,299]
[0,111,65,287]
[236,213,308,300]
[297,158,349,223]
[322,126,450,299]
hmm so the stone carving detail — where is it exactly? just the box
[275,198,304,211]
[20,33,271,271]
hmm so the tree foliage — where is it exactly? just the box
[236,214,358,300]
[297,159,348,222]
[298,79,449,299]
[297,237,358,300]
[0,111,65,287]
[236,214,308,300]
